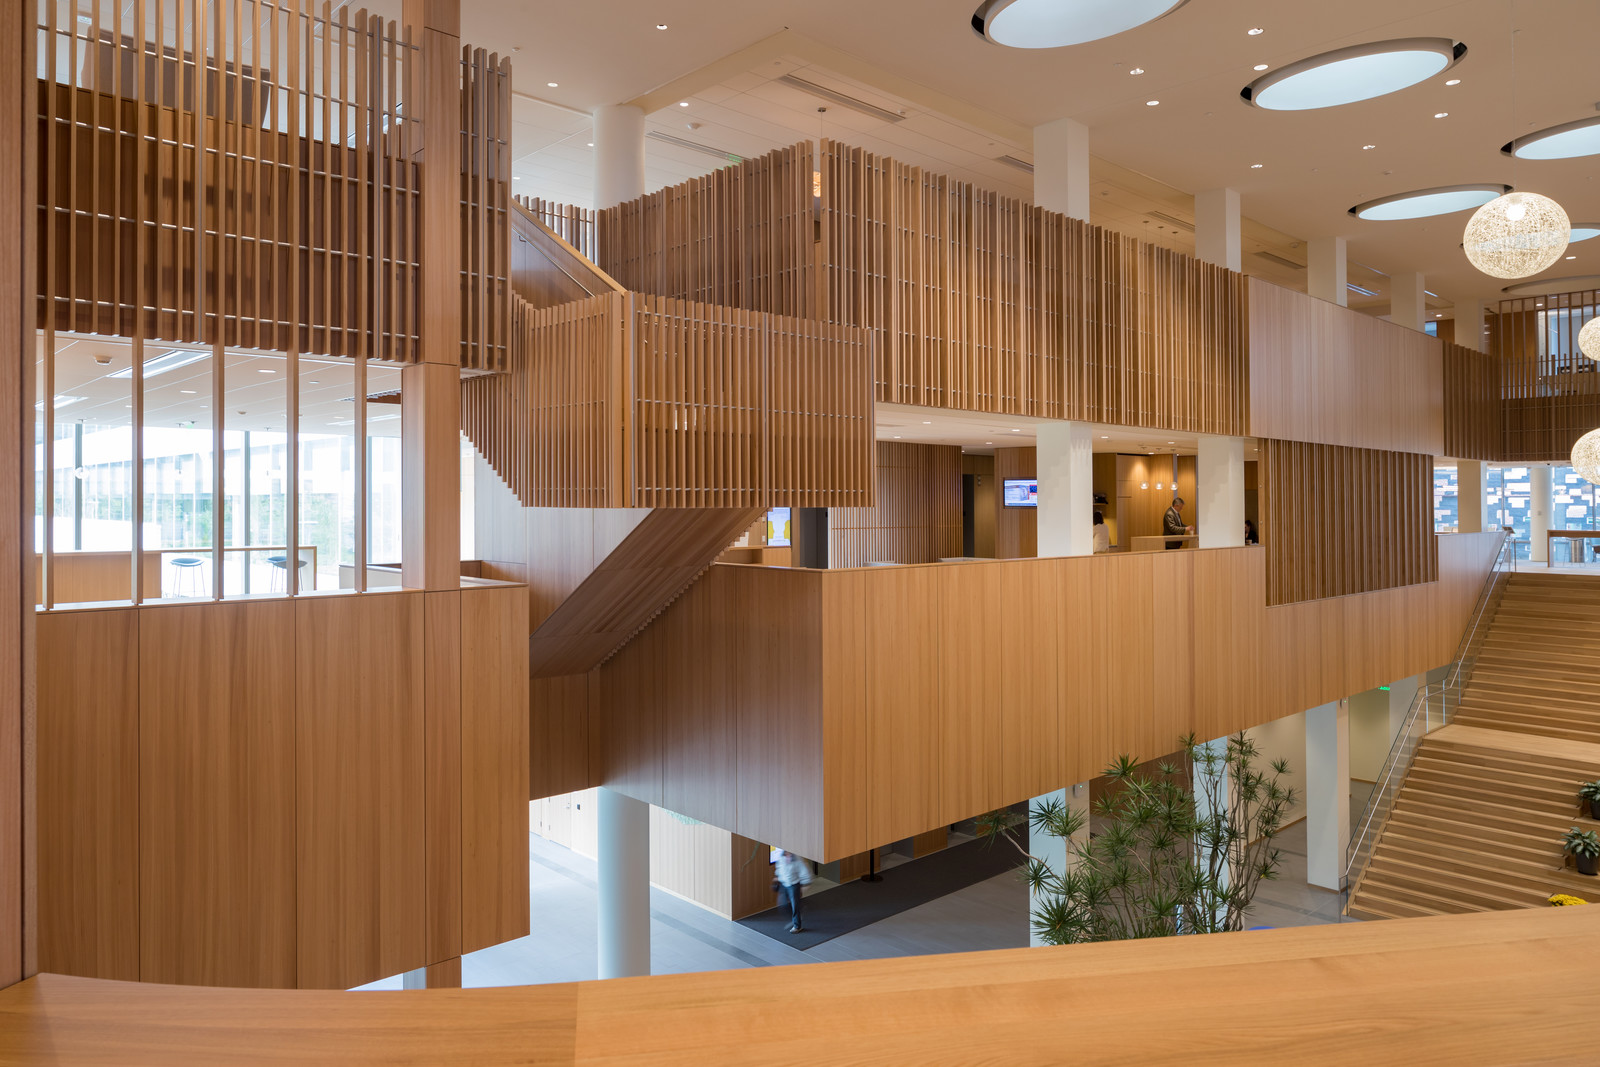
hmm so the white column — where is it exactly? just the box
[1456,460,1487,534]
[1455,299,1487,353]
[1194,188,1241,272]
[1530,464,1552,563]
[1033,117,1090,221]
[592,104,646,210]
[596,786,650,979]
[1390,271,1426,331]
[1197,435,1245,549]
[1305,700,1350,891]
[1028,783,1089,947]
[1036,421,1093,557]
[1307,237,1348,306]
[1194,736,1234,928]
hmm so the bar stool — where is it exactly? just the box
[169,556,208,598]
[267,555,309,593]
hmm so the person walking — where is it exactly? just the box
[1163,497,1193,550]
[773,849,812,933]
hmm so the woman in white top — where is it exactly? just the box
[1092,511,1111,554]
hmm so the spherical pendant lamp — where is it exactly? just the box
[1463,192,1571,279]
[1573,427,1600,486]
[1581,317,1600,362]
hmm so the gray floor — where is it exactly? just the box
[358,793,1372,990]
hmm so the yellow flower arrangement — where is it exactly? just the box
[1549,894,1588,907]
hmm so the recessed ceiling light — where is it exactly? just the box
[1130,67,1145,75]
[985,441,993,445]
[1241,38,1465,111]
[970,0,1189,50]
[513,176,521,180]
[587,142,594,147]
[1146,100,1160,107]
[1247,27,1264,35]
[1537,302,1544,307]
[1011,428,1021,432]
[1253,63,1269,71]
[656,23,667,30]
[180,389,197,394]
[1362,144,1377,150]
[1503,115,1600,160]
[922,421,932,424]
[893,435,902,439]
[679,101,689,107]
[1445,78,1460,85]
[1101,435,1109,439]
[258,368,275,374]
[1434,112,1449,119]
[1568,255,1578,260]
[1250,163,1263,169]
[1349,183,1509,221]
[307,380,320,385]
[1435,313,1442,318]
[547,82,558,88]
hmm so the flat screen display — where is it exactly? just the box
[766,506,792,547]
[1002,479,1038,508]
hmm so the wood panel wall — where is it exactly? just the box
[820,141,1247,429]
[33,586,528,990]
[463,292,876,511]
[1260,439,1438,606]
[1493,288,1600,462]
[828,442,961,567]
[1443,340,1502,461]
[32,1,512,369]
[597,143,815,320]
[993,447,1036,559]
[1248,278,1444,454]
[1,0,35,989]
[566,534,1500,859]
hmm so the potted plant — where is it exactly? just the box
[1563,827,1600,876]
[1579,781,1600,821]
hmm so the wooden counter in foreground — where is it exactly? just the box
[0,904,1592,1065]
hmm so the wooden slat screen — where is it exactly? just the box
[521,197,595,261]
[35,0,421,360]
[1260,438,1437,606]
[1442,341,1501,461]
[819,140,1247,430]
[1493,288,1600,462]
[457,46,511,372]
[465,292,875,510]
[828,442,962,567]
[596,143,816,320]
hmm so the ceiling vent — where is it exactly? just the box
[1146,209,1195,232]
[776,73,907,124]
[646,130,743,164]
[995,154,1034,173]
[1252,251,1305,271]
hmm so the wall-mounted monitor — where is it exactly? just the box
[766,506,792,547]
[1003,479,1038,508]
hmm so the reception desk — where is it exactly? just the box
[1129,534,1198,552]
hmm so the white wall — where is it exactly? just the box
[1244,711,1308,827]
[1348,689,1392,782]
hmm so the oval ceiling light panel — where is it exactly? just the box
[1349,183,1509,221]
[1241,38,1465,110]
[971,0,1189,49]
[1503,115,1600,160]
[1569,223,1600,243]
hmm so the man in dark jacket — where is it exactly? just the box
[1164,497,1193,549]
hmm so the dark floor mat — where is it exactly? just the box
[737,836,1025,949]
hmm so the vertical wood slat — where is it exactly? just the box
[33,0,421,361]
[1260,438,1438,606]
[1492,287,1600,463]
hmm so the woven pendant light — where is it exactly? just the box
[1463,192,1571,279]
[1573,427,1600,487]
[1580,316,1600,361]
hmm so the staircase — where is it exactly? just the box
[1347,571,1600,920]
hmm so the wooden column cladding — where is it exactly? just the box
[1494,287,1600,463]
[1442,340,1502,462]
[462,292,876,510]
[1,0,36,988]
[1260,439,1438,606]
[34,0,422,360]
[828,443,962,567]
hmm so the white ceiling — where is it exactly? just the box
[423,0,1600,313]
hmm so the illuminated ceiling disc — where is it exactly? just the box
[1573,428,1600,487]
[1463,192,1571,280]
[1581,318,1600,362]
[971,0,1189,49]
[1349,184,1509,221]
[1241,38,1465,110]
[1569,223,1600,243]
[1503,115,1600,160]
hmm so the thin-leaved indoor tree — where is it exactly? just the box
[977,732,1297,943]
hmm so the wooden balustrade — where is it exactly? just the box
[463,292,876,510]
[1493,288,1600,462]
[828,442,962,567]
[1260,438,1437,606]
[1443,340,1502,461]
